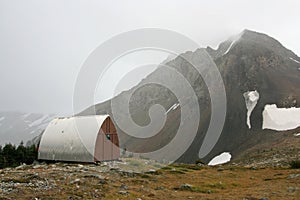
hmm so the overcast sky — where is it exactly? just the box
[0,0,299,115]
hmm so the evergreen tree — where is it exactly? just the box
[0,146,3,168]
[0,142,38,169]
[16,141,26,164]
[2,143,17,167]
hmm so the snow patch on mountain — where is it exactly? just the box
[208,152,231,166]
[0,112,56,145]
[165,103,179,115]
[290,57,300,64]
[243,90,260,129]
[263,104,300,131]
[28,114,50,127]
[223,31,244,55]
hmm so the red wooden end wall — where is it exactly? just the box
[94,117,120,161]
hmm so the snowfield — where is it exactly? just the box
[28,114,50,127]
[243,90,260,129]
[263,104,300,131]
[0,112,56,145]
[208,152,232,166]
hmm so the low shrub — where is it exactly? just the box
[289,160,300,169]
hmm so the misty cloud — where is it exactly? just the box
[0,0,299,114]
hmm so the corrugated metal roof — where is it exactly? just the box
[38,115,109,163]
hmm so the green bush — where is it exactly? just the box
[195,159,205,165]
[0,142,37,169]
[289,160,300,169]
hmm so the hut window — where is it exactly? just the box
[106,134,111,140]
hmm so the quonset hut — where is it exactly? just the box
[38,115,120,163]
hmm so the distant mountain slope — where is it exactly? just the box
[79,30,300,163]
[232,127,300,167]
[0,111,56,146]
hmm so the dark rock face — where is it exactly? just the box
[79,30,300,163]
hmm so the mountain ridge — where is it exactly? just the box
[60,30,300,164]
[0,111,56,146]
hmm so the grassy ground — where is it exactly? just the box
[0,160,299,200]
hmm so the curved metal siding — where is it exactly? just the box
[38,115,109,163]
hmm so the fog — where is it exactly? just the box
[0,0,299,115]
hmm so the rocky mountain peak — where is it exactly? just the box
[78,30,300,164]
[207,29,300,61]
